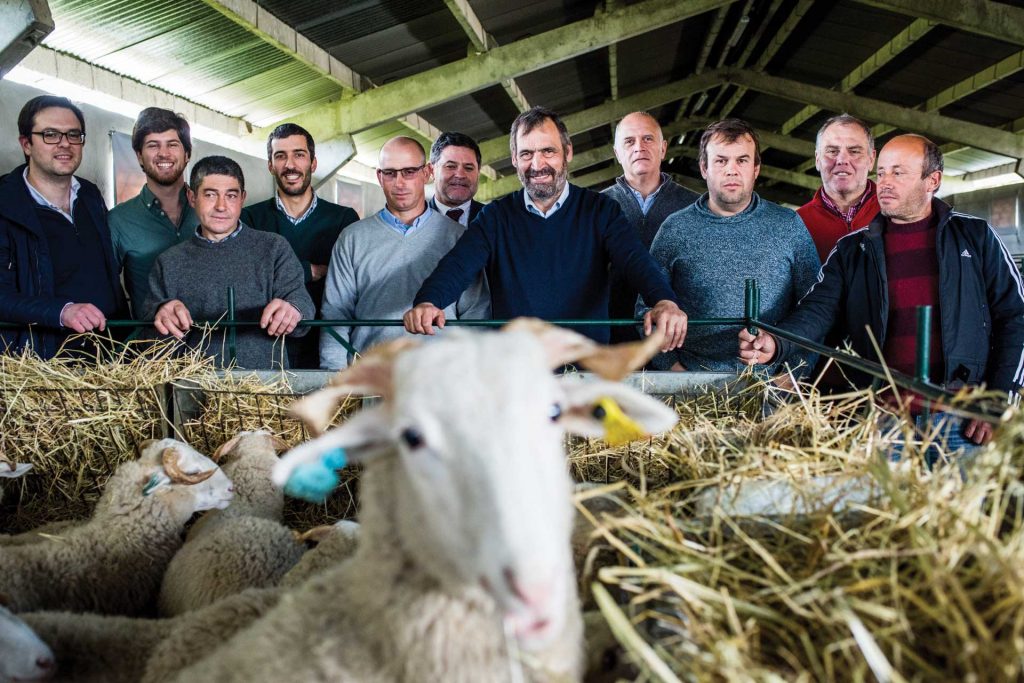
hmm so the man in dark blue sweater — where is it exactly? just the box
[0,95,125,359]
[405,106,687,348]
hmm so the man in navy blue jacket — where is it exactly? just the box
[404,106,687,348]
[0,95,125,358]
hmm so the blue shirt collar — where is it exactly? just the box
[629,173,669,216]
[274,192,318,225]
[524,182,571,219]
[23,168,80,222]
[379,204,433,235]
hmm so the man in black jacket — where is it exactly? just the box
[0,95,124,359]
[739,134,1024,446]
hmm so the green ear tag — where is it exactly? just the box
[142,472,163,496]
[592,397,646,446]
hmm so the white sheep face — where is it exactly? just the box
[139,438,234,512]
[277,324,678,650]
[0,605,54,682]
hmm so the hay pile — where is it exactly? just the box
[0,338,361,532]
[575,377,1024,681]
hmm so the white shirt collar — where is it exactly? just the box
[23,168,80,223]
[433,197,473,226]
[524,182,571,219]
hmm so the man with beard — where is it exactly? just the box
[603,111,698,343]
[242,123,359,368]
[648,119,818,373]
[427,132,484,227]
[0,95,125,358]
[110,107,197,317]
[405,106,686,347]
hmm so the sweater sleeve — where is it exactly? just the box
[271,239,315,338]
[601,200,677,308]
[140,255,174,322]
[319,235,358,370]
[643,219,684,370]
[414,216,493,310]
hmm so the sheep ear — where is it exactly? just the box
[557,378,677,442]
[212,434,243,463]
[292,338,417,435]
[575,328,665,381]
[273,406,392,489]
[143,471,172,496]
[502,318,597,369]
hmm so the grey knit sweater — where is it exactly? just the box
[603,173,700,342]
[646,192,820,373]
[143,226,315,369]
[319,211,490,369]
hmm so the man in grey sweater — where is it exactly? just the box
[319,136,488,369]
[646,119,819,373]
[603,112,699,343]
[143,156,314,369]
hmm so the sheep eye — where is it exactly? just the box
[400,427,425,450]
[549,402,562,422]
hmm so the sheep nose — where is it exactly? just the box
[503,567,552,610]
[37,654,56,670]
[226,485,235,493]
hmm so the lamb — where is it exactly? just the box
[279,520,361,588]
[158,431,304,616]
[0,604,54,683]
[168,319,678,682]
[0,438,233,615]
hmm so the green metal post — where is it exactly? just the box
[744,278,755,335]
[916,304,932,422]
[227,287,237,366]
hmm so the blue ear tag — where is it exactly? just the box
[142,472,164,496]
[283,447,348,503]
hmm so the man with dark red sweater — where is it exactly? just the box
[404,106,687,348]
[797,114,880,263]
[739,134,1024,447]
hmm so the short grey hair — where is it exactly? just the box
[815,114,874,154]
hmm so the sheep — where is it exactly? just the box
[279,520,361,588]
[0,438,233,615]
[0,604,54,683]
[158,431,304,616]
[167,319,678,682]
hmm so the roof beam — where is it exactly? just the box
[724,69,1024,159]
[778,17,935,136]
[443,0,530,112]
[478,70,726,167]
[572,166,620,189]
[0,0,52,78]
[290,0,734,137]
[853,0,1024,46]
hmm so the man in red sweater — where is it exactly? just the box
[740,134,1024,450]
[797,114,880,263]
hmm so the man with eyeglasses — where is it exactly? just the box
[405,106,687,348]
[319,136,488,369]
[0,95,125,358]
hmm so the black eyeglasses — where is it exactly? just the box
[32,130,86,145]
[378,165,425,180]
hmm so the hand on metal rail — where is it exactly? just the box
[154,300,193,339]
[60,303,107,333]
[644,299,687,352]
[261,299,301,336]
[963,419,994,445]
[404,302,446,335]
[738,328,777,365]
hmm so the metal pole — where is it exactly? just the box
[227,287,237,366]
[916,304,932,421]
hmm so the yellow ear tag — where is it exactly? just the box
[592,397,647,446]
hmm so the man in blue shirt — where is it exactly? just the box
[404,106,687,348]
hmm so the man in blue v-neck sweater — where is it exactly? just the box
[405,106,687,348]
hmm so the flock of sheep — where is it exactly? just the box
[0,319,678,682]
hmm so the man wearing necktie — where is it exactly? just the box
[428,132,485,228]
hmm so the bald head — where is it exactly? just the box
[377,136,431,218]
[613,112,668,188]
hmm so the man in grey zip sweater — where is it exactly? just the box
[603,112,699,343]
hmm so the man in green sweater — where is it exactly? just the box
[144,156,314,369]
[241,123,359,368]
[110,107,199,317]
